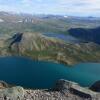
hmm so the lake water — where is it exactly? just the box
[0,56,100,89]
[43,33,82,43]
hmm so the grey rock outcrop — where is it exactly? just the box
[0,81,8,89]
[0,80,100,100]
[54,79,100,100]
[90,80,100,92]
[0,86,24,100]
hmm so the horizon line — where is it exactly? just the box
[0,10,100,18]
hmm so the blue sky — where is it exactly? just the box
[0,0,100,16]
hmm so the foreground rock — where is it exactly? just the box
[90,80,100,92]
[24,89,83,100]
[0,79,99,100]
[54,79,100,100]
[0,86,24,100]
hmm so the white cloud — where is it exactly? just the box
[55,0,100,16]
[0,0,100,16]
[21,0,32,6]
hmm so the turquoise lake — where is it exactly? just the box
[0,56,100,89]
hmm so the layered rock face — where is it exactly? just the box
[0,80,99,100]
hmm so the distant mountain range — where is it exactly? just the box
[0,11,100,35]
[0,11,100,27]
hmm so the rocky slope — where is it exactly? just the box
[4,32,100,65]
[0,32,99,65]
[9,32,65,53]
[0,79,99,100]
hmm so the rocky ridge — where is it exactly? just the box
[0,79,99,100]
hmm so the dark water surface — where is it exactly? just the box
[43,33,81,43]
[0,56,100,89]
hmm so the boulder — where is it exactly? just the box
[54,79,78,94]
[0,86,24,100]
[54,79,99,99]
[0,81,8,89]
[90,80,100,92]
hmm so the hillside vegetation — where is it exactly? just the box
[0,12,100,65]
[1,32,99,65]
